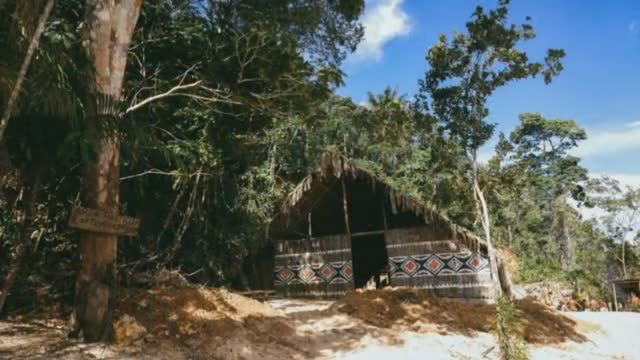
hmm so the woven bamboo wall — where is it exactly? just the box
[273,234,353,297]
[385,227,494,300]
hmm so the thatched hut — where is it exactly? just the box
[269,153,496,300]
[611,278,640,310]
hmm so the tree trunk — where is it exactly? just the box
[473,178,504,298]
[72,137,121,341]
[72,0,141,342]
[0,0,55,142]
[557,195,572,271]
[621,240,627,278]
[496,256,513,298]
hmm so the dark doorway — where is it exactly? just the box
[351,234,388,288]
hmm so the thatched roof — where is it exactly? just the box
[611,278,640,290]
[274,152,487,253]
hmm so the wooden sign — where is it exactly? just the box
[69,206,140,236]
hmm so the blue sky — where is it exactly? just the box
[338,0,640,187]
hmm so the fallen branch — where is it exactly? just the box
[482,346,495,358]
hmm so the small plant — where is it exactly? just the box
[495,295,529,360]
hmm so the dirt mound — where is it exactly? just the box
[331,288,493,336]
[331,288,587,344]
[1,286,594,359]
[517,296,588,344]
[114,287,307,360]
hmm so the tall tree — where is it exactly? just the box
[72,0,142,342]
[419,0,565,297]
[509,113,587,270]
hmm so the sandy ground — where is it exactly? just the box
[0,289,638,359]
[326,311,640,360]
[533,312,640,360]
[274,298,640,360]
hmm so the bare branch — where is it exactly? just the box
[120,168,212,181]
[125,80,203,114]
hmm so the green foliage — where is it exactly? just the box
[0,0,638,316]
[495,295,529,360]
[418,0,567,284]
[517,256,563,283]
[115,0,367,282]
[485,114,615,292]
[421,0,565,159]
[0,0,93,312]
[0,0,95,168]
[1,0,367,306]
[510,113,587,195]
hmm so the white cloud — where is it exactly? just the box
[358,100,372,109]
[351,0,411,62]
[571,124,640,158]
[608,174,640,189]
[625,120,640,128]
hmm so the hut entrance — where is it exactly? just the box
[351,233,388,288]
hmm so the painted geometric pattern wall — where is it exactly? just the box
[274,261,353,286]
[273,234,354,297]
[385,227,495,299]
[388,252,489,278]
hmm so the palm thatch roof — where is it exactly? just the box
[273,152,487,253]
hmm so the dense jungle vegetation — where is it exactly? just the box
[1,0,638,334]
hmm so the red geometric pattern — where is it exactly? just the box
[299,267,315,282]
[340,263,353,280]
[401,258,420,275]
[447,257,463,271]
[389,253,489,278]
[465,254,486,271]
[320,264,338,280]
[277,268,294,283]
[275,261,353,287]
[426,256,444,274]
